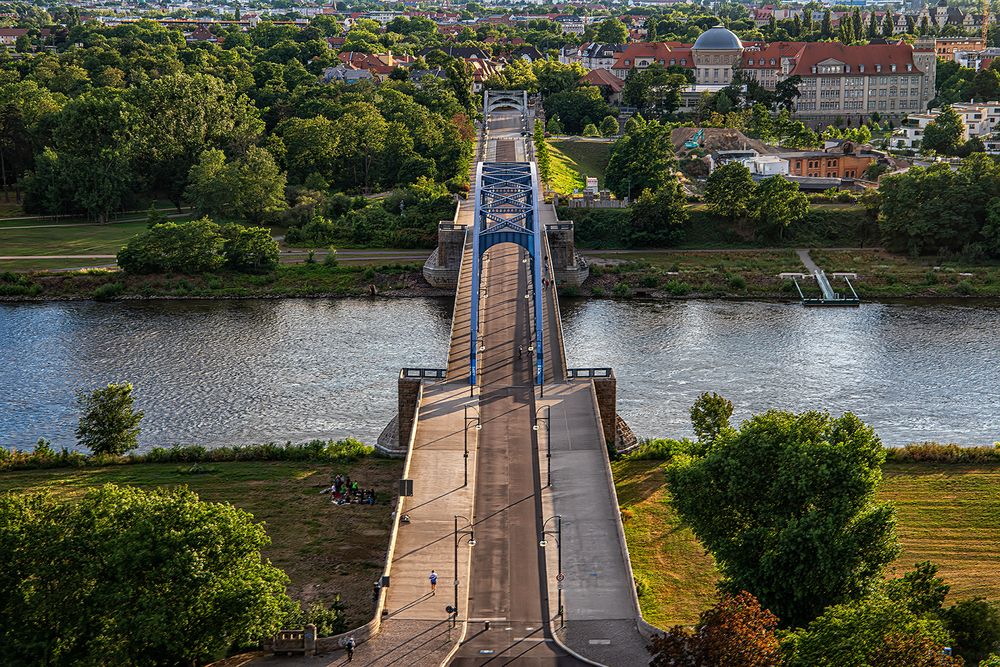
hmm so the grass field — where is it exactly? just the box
[0,459,403,626]
[614,460,1000,628]
[549,139,613,190]
[0,221,152,257]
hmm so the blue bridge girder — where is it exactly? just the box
[469,160,545,390]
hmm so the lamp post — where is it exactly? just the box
[539,515,563,627]
[452,515,476,628]
[533,405,551,487]
[463,405,481,487]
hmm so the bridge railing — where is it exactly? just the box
[567,368,614,378]
[399,368,447,380]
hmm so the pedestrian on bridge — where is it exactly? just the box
[429,570,438,594]
[518,345,523,358]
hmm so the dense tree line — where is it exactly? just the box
[878,153,1000,257]
[0,19,474,226]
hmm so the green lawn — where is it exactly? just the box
[614,460,1000,628]
[549,139,613,189]
[0,221,152,257]
[0,459,403,626]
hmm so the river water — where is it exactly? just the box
[1,298,997,449]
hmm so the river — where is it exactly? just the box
[1,298,997,450]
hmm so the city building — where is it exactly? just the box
[785,143,878,178]
[892,101,1000,150]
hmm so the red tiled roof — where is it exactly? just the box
[609,42,672,69]
[788,42,919,76]
[581,68,624,92]
[740,41,806,69]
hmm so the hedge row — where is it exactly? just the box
[0,438,375,472]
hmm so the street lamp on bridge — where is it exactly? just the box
[539,515,563,628]
[452,515,476,628]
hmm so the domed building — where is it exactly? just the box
[692,25,743,86]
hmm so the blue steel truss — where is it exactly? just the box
[469,161,545,389]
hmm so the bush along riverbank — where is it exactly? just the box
[0,438,377,472]
[0,262,439,301]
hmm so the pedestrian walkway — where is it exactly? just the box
[538,382,650,666]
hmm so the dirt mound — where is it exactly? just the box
[672,127,781,155]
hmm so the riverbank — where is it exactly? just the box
[613,458,1000,629]
[0,262,448,301]
[0,457,403,627]
[4,249,1000,302]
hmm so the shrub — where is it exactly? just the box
[92,282,125,301]
[222,224,280,273]
[323,246,338,267]
[612,282,630,297]
[640,275,658,288]
[628,438,701,460]
[664,279,691,296]
[582,123,601,137]
[956,279,976,295]
[0,272,41,297]
[885,442,1000,464]
[118,218,225,275]
[727,274,747,290]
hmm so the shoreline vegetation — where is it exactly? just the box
[2,250,1000,302]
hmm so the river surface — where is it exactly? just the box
[1,298,997,449]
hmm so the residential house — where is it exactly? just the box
[580,68,625,105]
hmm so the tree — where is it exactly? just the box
[605,120,677,199]
[546,114,564,135]
[628,180,688,247]
[622,65,688,115]
[649,591,781,667]
[223,223,280,273]
[886,561,950,615]
[582,123,600,137]
[752,175,809,239]
[186,147,287,222]
[130,73,263,208]
[773,75,801,112]
[922,106,965,154]
[689,392,733,444]
[117,218,226,274]
[543,87,612,135]
[944,598,1000,665]
[782,596,959,667]
[704,162,756,220]
[667,406,899,627]
[0,484,294,665]
[533,60,585,98]
[599,115,619,137]
[596,17,629,44]
[75,383,144,455]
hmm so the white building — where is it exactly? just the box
[893,102,1000,149]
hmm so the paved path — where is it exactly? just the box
[796,248,821,274]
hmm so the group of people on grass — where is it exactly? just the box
[321,473,377,505]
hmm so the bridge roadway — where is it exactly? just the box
[252,110,643,667]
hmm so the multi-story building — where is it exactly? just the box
[935,37,985,59]
[892,102,1000,150]
[692,27,935,126]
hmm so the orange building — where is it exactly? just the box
[785,146,876,179]
[935,38,985,59]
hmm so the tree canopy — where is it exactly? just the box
[667,404,899,628]
[0,484,294,665]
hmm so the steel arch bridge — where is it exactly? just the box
[483,89,528,115]
[469,161,544,389]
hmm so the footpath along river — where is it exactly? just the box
[1,298,997,449]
